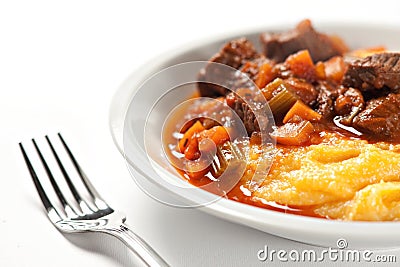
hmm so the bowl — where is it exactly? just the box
[109,21,400,248]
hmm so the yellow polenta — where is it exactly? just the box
[248,133,400,220]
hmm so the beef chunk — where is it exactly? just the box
[239,56,273,82]
[198,38,259,97]
[239,57,265,81]
[226,92,260,134]
[343,53,400,91]
[314,81,339,118]
[209,38,258,69]
[315,83,364,121]
[353,93,400,140]
[334,87,365,125]
[260,19,347,63]
[334,87,364,116]
[285,77,318,106]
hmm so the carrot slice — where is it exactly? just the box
[181,124,230,160]
[284,50,316,82]
[255,62,274,89]
[283,100,322,123]
[314,61,326,80]
[271,120,315,146]
[179,120,205,153]
[324,56,346,83]
[184,137,200,160]
[199,126,230,149]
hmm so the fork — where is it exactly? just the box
[19,133,169,267]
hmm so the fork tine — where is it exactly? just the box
[19,143,63,221]
[20,143,53,211]
[45,135,92,213]
[58,133,109,209]
[32,138,79,217]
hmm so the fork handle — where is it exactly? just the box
[106,223,170,267]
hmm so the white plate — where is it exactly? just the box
[109,22,400,248]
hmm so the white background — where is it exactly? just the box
[1,0,400,266]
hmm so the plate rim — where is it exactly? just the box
[109,21,400,248]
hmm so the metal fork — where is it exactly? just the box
[19,133,169,267]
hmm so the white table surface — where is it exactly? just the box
[1,1,400,266]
